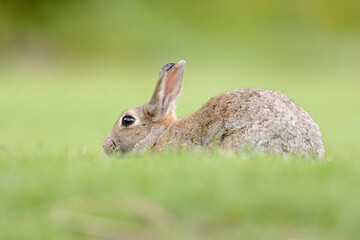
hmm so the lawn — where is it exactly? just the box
[1,0,360,239]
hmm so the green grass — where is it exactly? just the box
[0,61,359,239]
[1,1,360,238]
[1,150,360,240]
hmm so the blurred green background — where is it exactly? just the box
[0,0,360,155]
[1,0,360,239]
[0,0,359,155]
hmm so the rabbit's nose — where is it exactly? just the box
[103,137,117,155]
[111,140,116,148]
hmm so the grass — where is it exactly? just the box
[1,149,360,240]
[1,1,360,238]
[0,58,359,239]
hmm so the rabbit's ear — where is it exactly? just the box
[145,60,186,121]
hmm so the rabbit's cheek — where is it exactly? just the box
[116,126,151,153]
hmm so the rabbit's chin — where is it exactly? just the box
[104,148,130,157]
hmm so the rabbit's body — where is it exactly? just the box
[103,60,324,158]
[156,88,324,157]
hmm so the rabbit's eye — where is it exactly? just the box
[122,115,135,127]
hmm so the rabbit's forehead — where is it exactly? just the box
[120,106,143,117]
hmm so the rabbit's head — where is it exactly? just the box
[103,60,186,155]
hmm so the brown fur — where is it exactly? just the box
[103,60,325,158]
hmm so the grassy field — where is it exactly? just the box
[0,58,359,239]
[1,150,360,240]
[1,1,360,239]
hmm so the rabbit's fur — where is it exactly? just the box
[103,60,324,158]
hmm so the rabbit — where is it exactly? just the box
[103,60,325,158]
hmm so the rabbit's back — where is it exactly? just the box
[158,88,324,157]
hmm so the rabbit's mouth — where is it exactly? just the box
[103,138,131,156]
